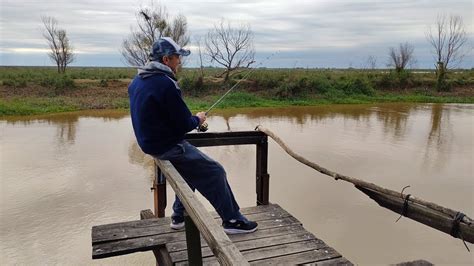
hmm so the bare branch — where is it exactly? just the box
[121,1,190,67]
[426,14,467,71]
[41,15,75,73]
[388,42,415,72]
[205,19,255,82]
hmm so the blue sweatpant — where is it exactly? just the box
[157,140,244,221]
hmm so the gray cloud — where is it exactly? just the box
[1,0,472,68]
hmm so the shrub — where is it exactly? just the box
[40,75,75,94]
[275,80,306,99]
[334,77,375,96]
[99,79,108,87]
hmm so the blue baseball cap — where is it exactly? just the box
[150,37,191,61]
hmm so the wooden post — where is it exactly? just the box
[256,135,270,205]
[184,212,203,265]
[154,162,167,218]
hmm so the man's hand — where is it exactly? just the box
[196,112,207,125]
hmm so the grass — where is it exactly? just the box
[1,66,473,116]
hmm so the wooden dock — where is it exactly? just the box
[91,131,352,265]
[92,204,351,265]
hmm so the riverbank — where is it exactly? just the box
[1,67,473,116]
[2,90,473,117]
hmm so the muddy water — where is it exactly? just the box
[1,104,473,265]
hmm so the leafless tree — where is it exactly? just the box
[205,20,255,82]
[121,2,190,66]
[41,16,75,73]
[365,55,377,69]
[388,42,415,73]
[194,36,205,78]
[426,14,467,72]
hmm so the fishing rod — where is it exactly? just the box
[198,51,279,132]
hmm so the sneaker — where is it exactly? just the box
[222,219,258,234]
[170,215,184,230]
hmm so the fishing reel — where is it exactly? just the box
[197,122,208,132]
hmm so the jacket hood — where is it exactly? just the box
[137,61,176,80]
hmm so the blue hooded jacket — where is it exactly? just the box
[128,61,199,156]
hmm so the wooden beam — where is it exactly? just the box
[357,186,474,243]
[185,131,266,147]
[155,159,249,265]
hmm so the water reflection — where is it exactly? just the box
[1,104,473,265]
[128,140,155,182]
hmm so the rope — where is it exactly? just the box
[396,194,411,223]
[451,212,470,252]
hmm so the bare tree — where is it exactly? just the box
[388,42,415,73]
[121,2,190,66]
[365,55,377,69]
[41,16,75,73]
[205,20,255,82]
[426,14,467,79]
[194,36,205,78]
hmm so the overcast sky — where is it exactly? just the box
[1,0,472,68]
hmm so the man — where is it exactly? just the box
[128,37,258,234]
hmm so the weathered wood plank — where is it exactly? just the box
[185,131,265,139]
[167,216,302,252]
[176,240,329,265]
[249,247,346,265]
[185,131,266,147]
[170,231,319,263]
[140,209,172,266]
[92,218,173,244]
[92,231,180,259]
[207,203,287,219]
[93,204,289,244]
[156,159,248,265]
[94,222,308,259]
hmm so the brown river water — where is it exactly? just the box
[1,103,473,265]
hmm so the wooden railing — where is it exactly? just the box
[155,159,248,265]
[152,131,269,264]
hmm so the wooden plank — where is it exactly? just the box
[208,203,285,218]
[167,216,302,252]
[93,204,288,244]
[140,209,155,219]
[357,186,474,243]
[93,218,305,259]
[185,131,266,147]
[188,136,264,147]
[184,131,266,147]
[92,230,181,259]
[249,247,345,265]
[176,240,329,265]
[156,159,249,265]
[170,231,318,263]
[92,218,173,244]
[140,209,172,266]
[168,224,308,251]
[185,131,265,139]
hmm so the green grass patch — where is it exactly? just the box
[0,97,79,116]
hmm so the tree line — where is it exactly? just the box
[41,2,467,91]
